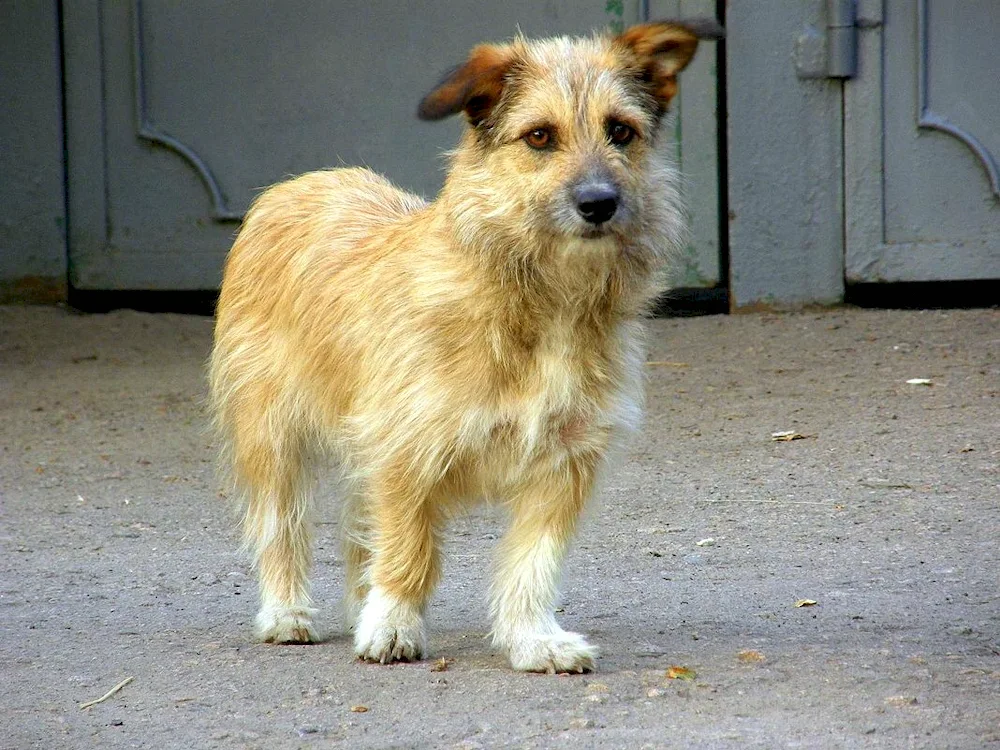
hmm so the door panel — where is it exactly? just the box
[845,0,1000,282]
[64,1,721,291]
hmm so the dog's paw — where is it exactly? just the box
[255,606,319,644]
[353,587,426,663]
[508,630,598,674]
[354,622,425,663]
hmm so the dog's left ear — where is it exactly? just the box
[417,44,516,126]
[616,19,724,109]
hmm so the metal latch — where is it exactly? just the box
[794,0,879,79]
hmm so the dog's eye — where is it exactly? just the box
[608,122,635,147]
[523,128,553,150]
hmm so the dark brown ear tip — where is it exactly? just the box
[417,99,448,121]
[682,18,726,40]
[417,62,474,121]
[647,17,726,40]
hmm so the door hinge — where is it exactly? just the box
[794,0,880,80]
[826,0,857,77]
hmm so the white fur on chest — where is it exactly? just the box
[514,325,589,455]
[460,322,646,483]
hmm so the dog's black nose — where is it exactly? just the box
[575,185,619,225]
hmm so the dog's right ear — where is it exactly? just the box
[417,44,516,126]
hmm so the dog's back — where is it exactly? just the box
[217,167,425,322]
[211,167,426,440]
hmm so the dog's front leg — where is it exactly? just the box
[491,457,601,673]
[353,471,442,663]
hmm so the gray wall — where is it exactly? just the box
[0,1,67,302]
[11,1,988,307]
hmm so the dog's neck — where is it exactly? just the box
[431,195,656,325]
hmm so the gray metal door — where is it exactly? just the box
[63,1,721,291]
[845,0,1000,282]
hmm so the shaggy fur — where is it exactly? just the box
[209,20,716,673]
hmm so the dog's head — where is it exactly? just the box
[418,20,721,251]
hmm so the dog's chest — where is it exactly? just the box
[480,324,638,464]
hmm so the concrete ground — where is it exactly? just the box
[1,304,998,750]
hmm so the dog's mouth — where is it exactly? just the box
[580,226,612,240]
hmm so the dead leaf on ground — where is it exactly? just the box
[794,599,818,608]
[737,649,766,663]
[350,705,369,713]
[665,666,697,681]
[430,658,452,672]
[771,430,814,442]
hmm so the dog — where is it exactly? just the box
[209,19,718,673]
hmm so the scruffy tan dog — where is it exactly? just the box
[210,20,718,673]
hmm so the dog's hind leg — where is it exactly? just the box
[490,455,602,673]
[234,402,319,644]
[353,469,442,663]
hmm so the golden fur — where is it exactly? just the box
[209,20,715,672]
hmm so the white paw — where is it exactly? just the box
[255,605,319,644]
[507,630,598,673]
[353,587,426,663]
